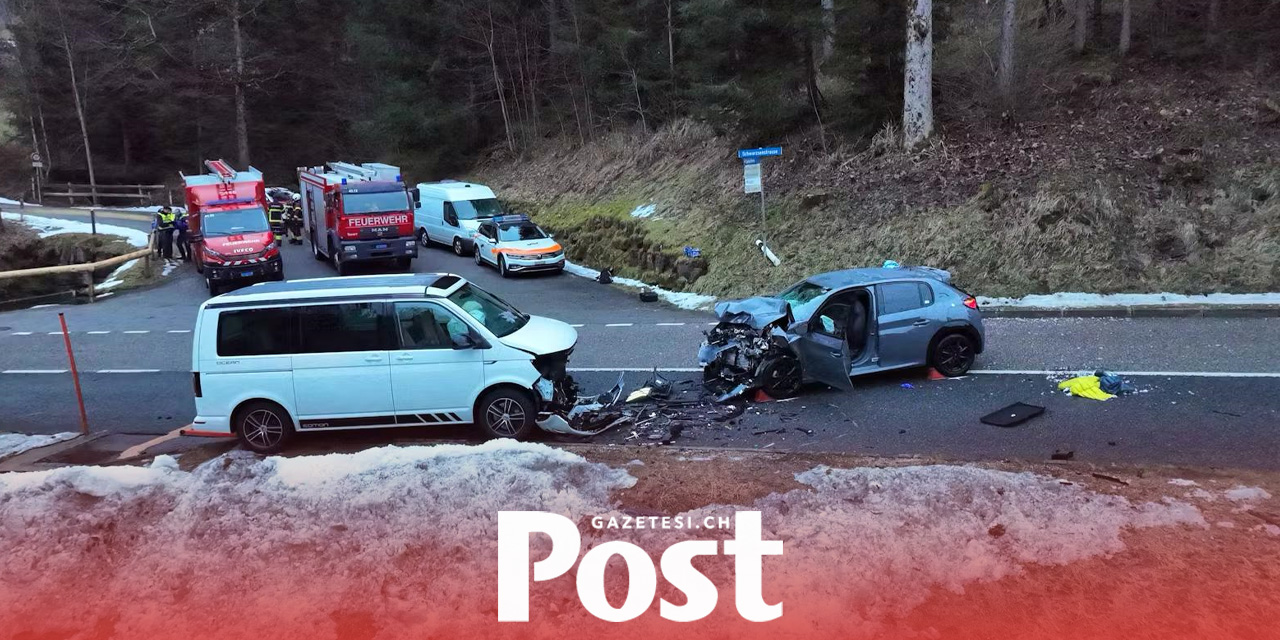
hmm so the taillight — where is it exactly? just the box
[963,296,979,310]
[192,372,202,398]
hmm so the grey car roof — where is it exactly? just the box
[806,267,938,288]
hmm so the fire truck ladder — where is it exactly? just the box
[327,162,379,182]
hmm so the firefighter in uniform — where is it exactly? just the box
[267,198,286,243]
[284,194,304,244]
[155,206,177,260]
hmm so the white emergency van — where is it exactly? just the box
[187,273,578,453]
[411,180,503,256]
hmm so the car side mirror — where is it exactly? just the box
[452,332,490,350]
[788,320,808,335]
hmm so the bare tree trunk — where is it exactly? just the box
[37,105,52,179]
[232,0,250,167]
[1119,0,1132,55]
[666,0,676,79]
[626,60,647,134]
[487,4,516,152]
[805,40,828,154]
[998,0,1017,100]
[54,0,98,206]
[569,0,593,137]
[1074,0,1088,53]
[819,0,835,69]
[903,0,934,149]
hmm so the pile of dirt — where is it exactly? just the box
[479,60,1280,299]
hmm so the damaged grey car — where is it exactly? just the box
[699,266,985,397]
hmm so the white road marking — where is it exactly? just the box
[1,369,67,374]
[971,369,1280,378]
[47,331,64,335]
[10,332,33,336]
[123,330,150,334]
[167,330,192,334]
[655,322,686,326]
[605,323,634,327]
[570,324,585,327]
[87,331,111,335]
[569,367,703,372]
[96,369,162,374]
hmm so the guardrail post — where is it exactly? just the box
[84,271,95,302]
[58,313,90,435]
[90,209,97,235]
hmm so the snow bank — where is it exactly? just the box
[979,291,1280,308]
[564,261,717,310]
[0,432,77,461]
[0,443,1208,639]
[74,204,186,214]
[0,196,41,207]
[2,212,149,247]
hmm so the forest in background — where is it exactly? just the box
[1,0,1274,188]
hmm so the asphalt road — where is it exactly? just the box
[3,206,1279,469]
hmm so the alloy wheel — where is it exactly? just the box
[242,409,284,449]
[935,335,974,375]
[485,398,525,437]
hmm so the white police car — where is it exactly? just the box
[472,215,565,277]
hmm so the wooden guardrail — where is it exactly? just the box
[0,245,153,303]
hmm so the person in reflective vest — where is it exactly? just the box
[155,206,177,260]
[267,200,286,242]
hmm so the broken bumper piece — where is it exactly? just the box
[535,373,627,436]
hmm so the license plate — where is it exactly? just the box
[375,243,388,249]
[241,270,254,277]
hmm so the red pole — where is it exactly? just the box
[58,313,90,435]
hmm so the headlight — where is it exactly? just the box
[344,246,357,253]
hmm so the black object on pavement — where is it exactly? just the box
[980,402,1045,427]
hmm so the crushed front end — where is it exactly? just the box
[698,297,804,400]
[531,348,626,435]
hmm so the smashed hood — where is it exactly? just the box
[713,296,792,330]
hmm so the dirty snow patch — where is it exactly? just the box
[979,291,1280,309]
[0,197,41,207]
[0,432,78,461]
[564,260,716,310]
[1224,486,1272,502]
[160,262,178,277]
[1168,478,1200,487]
[629,203,656,218]
[2,212,149,247]
[95,259,140,291]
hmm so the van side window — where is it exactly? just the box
[217,307,296,356]
[297,303,392,353]
[395,303,470,349]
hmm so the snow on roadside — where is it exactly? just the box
[978,291,1280,308]
[0,442,1206,639]
[0,432,77,461]
[564,261,716,310]
[0,196,41,207]
[94,259,139,291]
[2,212,149,247]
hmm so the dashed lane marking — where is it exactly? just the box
[605,323,634,327]
[1,369,67,374]
[167,330,192,334]
[97,369,162,374]
[10,332,32,336]
[123,330,150,334]
[656,322,686,326]
[87,331,111,335]
[46,331,64,335]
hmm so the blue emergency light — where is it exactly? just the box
[494,214,530,224]
[208,196,256,206]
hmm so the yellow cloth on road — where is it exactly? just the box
[1057,375,1116,401]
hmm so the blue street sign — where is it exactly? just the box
[737,146,782,160]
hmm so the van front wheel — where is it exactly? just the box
[235,401,294,454]
[476,388,535,439]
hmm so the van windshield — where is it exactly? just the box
[203,205,270,237]
[447,283,529,337]
[343,190,410,214]
[452,198,503,220]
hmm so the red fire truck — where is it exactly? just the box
[182,160,281,296]
[298,162,417,275]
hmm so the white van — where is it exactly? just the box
[187,273,578,453]
[412,181,503,256]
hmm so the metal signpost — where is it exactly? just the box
[737,146,782,265]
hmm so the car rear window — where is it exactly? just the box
[217,307,296,356]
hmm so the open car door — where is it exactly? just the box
[793,300,855,391]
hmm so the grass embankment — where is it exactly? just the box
[478,63,1280,299]
[0,227,154,302]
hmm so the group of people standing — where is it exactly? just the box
[268,194,305,245]
[153,205,189,262]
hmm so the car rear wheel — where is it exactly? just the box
[453,237,468,256]
[476,388,534,439]
[235,401,294,454]
[931,333,976,377]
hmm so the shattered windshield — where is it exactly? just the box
[778,280,830,321]
[447,283,529,337]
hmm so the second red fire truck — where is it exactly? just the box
[298,162,417,275]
